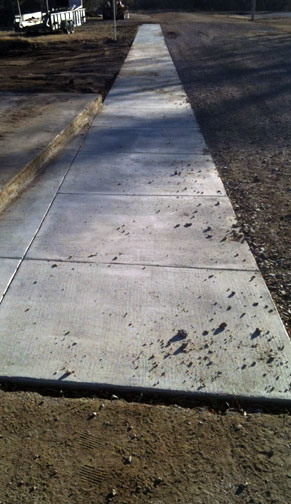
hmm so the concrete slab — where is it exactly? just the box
[81,127,206,155]
[0,260,289,401]
[124,54,173,65]
[108,81,185,96]
[0,137,82,259]
[132,23,168,44]
[93,106,196,126]
[0,92,102,209]
[120,55,178,68]
[119,62,178,77]
[0,258,20,301]
[92,111,200,130]
[0,93,97,191]
[104,83,192,108]
[104,90,190,110]
[0,93,23,118]
[125,47,170,58]
[27,194,257,270]
[117,65,180,80]
[61,153,226,196]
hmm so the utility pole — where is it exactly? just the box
[17,0,22,18]
[113,0,117,41]
[251,0,256,21]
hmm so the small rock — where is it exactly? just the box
[154,476,163,487]
[111,394,119,401]
[235,484,245,495]
[109,488,117,498]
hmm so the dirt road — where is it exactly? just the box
[0,12,290,504]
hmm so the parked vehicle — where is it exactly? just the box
[14,1,86,34]
[101,1,128,21]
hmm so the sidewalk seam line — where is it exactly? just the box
[22,257,259,273]
[57,192,227,197]
[0,134,89,305]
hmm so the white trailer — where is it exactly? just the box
[14,1,86,34]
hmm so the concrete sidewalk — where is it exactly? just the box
[0,92,102,209]
[0,25,290,404]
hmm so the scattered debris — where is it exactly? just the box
[166,329,188,347]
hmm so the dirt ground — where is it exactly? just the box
[0,12,291,504]
[0,389,290,504]
[0,18,138,97]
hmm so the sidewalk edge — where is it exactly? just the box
[0,94,103,212]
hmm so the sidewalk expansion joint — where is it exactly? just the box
[92,126,201,131]
[24,256,260,273]
[57,192,227,198]
[0,256,23,261]
[0,134,88,305]
[79,151,207,155]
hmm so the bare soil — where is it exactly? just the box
[0,18,138,97]
[0,12,290,504]
[0,389,290,504]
